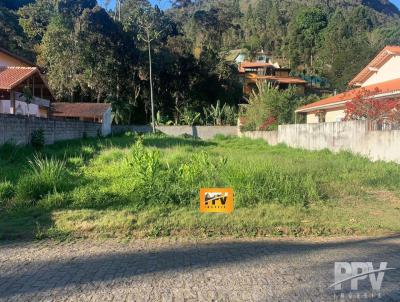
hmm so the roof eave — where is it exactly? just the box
[295,100,348,113]
[348,46,400,86]
[296,89,400,113]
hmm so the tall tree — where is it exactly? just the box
[287,7,328,71]
[0,4,33,59]
[18,0,56,43]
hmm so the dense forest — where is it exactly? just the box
[1,0,400,124]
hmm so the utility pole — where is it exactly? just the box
[147,31,155,133]
[118,0,121,21]
[137,14,163,133]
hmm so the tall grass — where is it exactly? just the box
[28,154,65,180]
[16,155,66,204]
[0,181,15,207]
[3,134,400,213]
[2,134,400,239]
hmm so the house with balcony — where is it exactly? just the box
[0,48,113,134]
[238,60,307,96]
[296,46,400,123]
[0,48,53,117]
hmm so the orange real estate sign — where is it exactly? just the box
[199,188,234,214]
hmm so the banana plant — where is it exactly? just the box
[156,111,175,126]
[176,107,201,126]
[208,100,226,126]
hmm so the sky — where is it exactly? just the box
[393,0,400,9]
[99,0,400,11]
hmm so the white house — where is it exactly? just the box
[296,46,400,123]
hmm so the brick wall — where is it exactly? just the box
[0,113,102,146]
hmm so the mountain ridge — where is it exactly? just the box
[237,0,400,17]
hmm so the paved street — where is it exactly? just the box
[0,236,399,301]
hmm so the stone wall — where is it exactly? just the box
[0,113,101,145]
[242,120,400,163]
[112,125,238,140]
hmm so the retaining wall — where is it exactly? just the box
[0,113,102,145]
[112,125,238,140]
[242,121,400,163]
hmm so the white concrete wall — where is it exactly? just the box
[112,125,238,140]
[2,100,39,117]
[363,56,400,86]
[240,130,278,145]
[306,113,319,124]
[325,109,346,123]
[278,121,400,163]
[242,121,400,163]
[278,121,367,153]
[13,101,39,117]
[306,109,346,124]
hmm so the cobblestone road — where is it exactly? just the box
[0,236,399,302]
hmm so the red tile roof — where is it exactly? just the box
[296,78,400,113]
[349,46,400,87]
[0,67,38,90]
[51,103,111,119]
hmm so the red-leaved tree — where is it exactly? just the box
[259,116,277,131]
[344,88,400,124]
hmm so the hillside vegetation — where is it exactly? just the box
[171,0,400,89]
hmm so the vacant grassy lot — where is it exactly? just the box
[1,133,400,240]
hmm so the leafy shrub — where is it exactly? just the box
[126,138,161,202]
[16,155,66,204]
[31,129,45,149]
[241,84,300,130]
[0,181,15,205]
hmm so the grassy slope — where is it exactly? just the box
[1,134,400,240]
